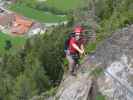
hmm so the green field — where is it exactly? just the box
[10,4,67,23]
[0,32,26,54]
[45,0,86,11]
[9,0,86,23]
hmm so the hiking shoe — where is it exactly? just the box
[70,71,77,76]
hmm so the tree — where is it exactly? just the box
[24,25,68,85]
[12,74,37,100]
[24,53,51,93]
[38,26,66,84]
[0,69,14,100]
[2,53,24,78]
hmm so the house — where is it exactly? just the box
[0,7,14,26]
[0,13,14,29]
[4,0,17,4]
[0,14,14,26]
[11,15,33,35]
[0,7,46,36]
[28,22,47,36]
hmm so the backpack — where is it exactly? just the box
[64,32,75,53]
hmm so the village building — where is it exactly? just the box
[28,22,47,36]
[11,15,33,35]
[0,7,46,36]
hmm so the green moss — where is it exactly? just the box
[85,42,97,54]
[90,67,104,77]
[96,94,106,100]
[42,87,57,97]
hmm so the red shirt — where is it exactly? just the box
[68,37,80,53]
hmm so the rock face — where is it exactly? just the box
[94,25,133,67]
[56,74,92,100]
[94,25,133,100]
[55,25,133,100]
[55,56,95,100]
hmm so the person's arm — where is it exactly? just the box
[79,44,87,56]
[81,44,86,55]
[80,44,84,51]
[72,43,84,54]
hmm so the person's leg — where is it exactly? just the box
[66,54,75,75]
[73,58,79,74]
[72,53,80,73]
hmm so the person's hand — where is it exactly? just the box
[80,49,84,55]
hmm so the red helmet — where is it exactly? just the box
[74,26,84,33]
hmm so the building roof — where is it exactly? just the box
[0,13,14,26]
[31,22,42,29]
[11,15,33,34]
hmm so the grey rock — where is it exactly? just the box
[95,25,133,100]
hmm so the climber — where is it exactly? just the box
[65,26,85,76]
